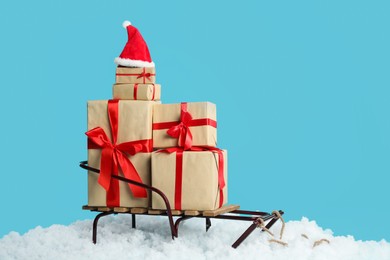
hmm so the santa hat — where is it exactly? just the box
[114,21,155,68]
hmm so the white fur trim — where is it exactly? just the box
[114,57,155,67]
[122,21,131,28]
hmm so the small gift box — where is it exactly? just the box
[153,102,217,149]
[113,83,161,101]
[115,67,156,84]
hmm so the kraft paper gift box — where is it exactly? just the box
[113,83,161,101]
[151,149,228,211]
[87,100,158,208]
[115,66,156,84]
[152,102,217,149]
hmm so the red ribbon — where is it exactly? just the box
[153,103,217,150]
[159,146,226,210]
[133,84,138,100]
[86,99,151,207]
[136,69,153,84]
[116,68,156,84]
[166,103,193,150]
[151,84,156,100]
[133,84,156,100]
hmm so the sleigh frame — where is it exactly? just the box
[80,161,284,248]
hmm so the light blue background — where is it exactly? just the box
[0,0,389,241]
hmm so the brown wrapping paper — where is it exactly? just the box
[113,83,161,101]
[87,100,157,207]
[151,150,228,211]
[153,102,217,149]
[88,152,152,207]
[115,67,156,84]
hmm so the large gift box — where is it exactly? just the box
[152,102,217,149]
[115,66,156,84]
[151,149,228,211]
[86,99,157,208]
[113,83,161,101]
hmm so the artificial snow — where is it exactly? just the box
[0,216,389,260]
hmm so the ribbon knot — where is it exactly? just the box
[167,103,194,150]
[137,72,152,81]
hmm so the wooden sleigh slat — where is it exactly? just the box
[203,205,240,217]
[131,208,148,214]
[147,209,164,215]
[82,205,97,211]
[82,204,240,217]
[97,207,113,212]
[184,210,200,216]
[114,207,130,213]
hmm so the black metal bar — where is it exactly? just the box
[231,222,257,249]
[206,214,273,222]
[231,210,269,216]
[174,216,193,237]
[92,211,114,244]
[231,210,284,249]
[265,211,284,230]
[80,161,99,173]
[206,217,211,232]
[132,214,136,229]
[80,161,177,239]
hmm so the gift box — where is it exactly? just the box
[151,148,228,211]
[115,66,156,84]
[86,99,157,208]
[88,152,152,208]
[152,102,217,149]
[113,83,161,101]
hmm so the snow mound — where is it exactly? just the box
[1,216,389,260]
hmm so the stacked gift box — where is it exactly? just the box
[151,102,227,210]
[86,21,227,212]
[113,66,161,101]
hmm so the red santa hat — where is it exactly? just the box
[114,21,155,68]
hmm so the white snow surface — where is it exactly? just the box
[1,216,389,260]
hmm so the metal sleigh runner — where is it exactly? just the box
[81,20,284,249]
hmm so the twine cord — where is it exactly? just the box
[313,238,330,248]
[257,211,330,249]
[269,239,288,246]
[256,218,274,237]
[257,210,288,247]
[272,210,285,240]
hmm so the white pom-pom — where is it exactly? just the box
[122,21,131,28]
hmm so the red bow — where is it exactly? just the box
[137,72,152,80]
[167,103,194,150]
[86,100,149,206]
[136,68,153,83]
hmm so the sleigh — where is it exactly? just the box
[80,161,284,248]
